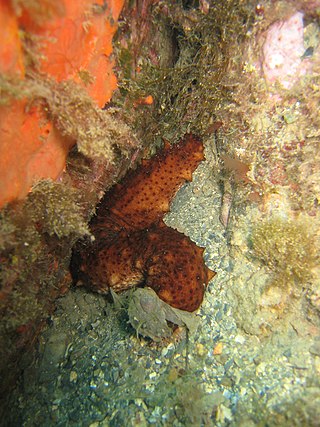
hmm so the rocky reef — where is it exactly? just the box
[1,0,320,425]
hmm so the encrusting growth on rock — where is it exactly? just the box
[73,134,215,312]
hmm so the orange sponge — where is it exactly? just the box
[0,0,124,207]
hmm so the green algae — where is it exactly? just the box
[0,75,136,162]
[0,177,92,398]
[114,0,256,145]
[27,180,90,239]
[251,217,318,292]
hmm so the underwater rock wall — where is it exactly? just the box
[113,0,320,337]
[214,0,320,333]
[1,0,320,425]
[0,0,142,407]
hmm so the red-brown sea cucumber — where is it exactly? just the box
[75,134,215,312]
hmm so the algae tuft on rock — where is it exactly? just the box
[251,217,318,292]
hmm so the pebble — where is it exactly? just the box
[196,343,206,356]
[213,342,224,355]
[69,371,78,382]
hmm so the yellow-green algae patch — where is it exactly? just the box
[0,76,136,162]
[251,216,319,292]
[28,180,90,238]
